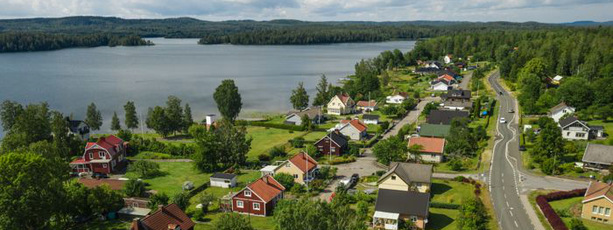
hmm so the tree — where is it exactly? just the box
[50,111,82,159]
[0,100,23,131]
[214,213,254,230]
[301,114,313,131]
[313,75,330,106]
[172,192,190,211]
[290,82,310,110]
[531,117,564,167]
[190,125,220,172]
[111,111,121,131]
[381,70,390,87]
[570,218,587,230]
[147,193,169,210]
[457,197,489,230]
[85,102,103,131]
[183,103,193,133]
[0,152,69,229]
[1,102,52,152]
[146,106,172,137]
[215,120,252,168]
[214,79,242,122]
[558,77,594,110]
[123,179,146,197]
[356,201,369,221]
[274,198,364,230]
[88,184,124,215]
[124,101,139,130]
[274,173,295,189]
[129,160,161,178]
[445,118,477,157]
[373,136,408,165]
[165,95,184,134]
[197,192,215,213]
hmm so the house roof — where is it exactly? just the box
[408,137,446,154]
[340,119,368,132]
[328,131,349,147]
[590,126,604,131]
[374,189,430,217]
[437,69,458,77]
[287,107,322,120]
[86,135,124,157]
[439,74,455,82]
[337,93,352,105]
[288,152,318,173]
[419,124,451,138]
[431,80,449,86]
[356,100,377,107]
[67,119,89,134]
[549,102,574,115]
[583,181,613,203]
[78,178,126,191]
[415,67,440,73]
[443,101,473,109]
[378,162,433,184]
[582,143,613,165]
[553,75,564,81]
[363,114,380,120]
[134,203,195,230]
[559,116,590,130]
[427,110,470,125]
[246,175,285,203]
[211,173,237,180]
[442,90,471,100]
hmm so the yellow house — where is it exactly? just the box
[373,162,433,230]
[273,152,318,185]
[326,93,354,115]
[582,181,613,224]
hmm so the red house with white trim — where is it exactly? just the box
[70,135,127,175]
[231,175,285,216]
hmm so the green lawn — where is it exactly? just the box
[78,220,131,230]
[194,212,275,230]
[549,196,613,230]
[126,161,211,196]
[430,179,475,205]
[427,208,459,230]
[246,126,305,161]
[302,131,327,142]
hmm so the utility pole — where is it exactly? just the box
[305,151,309,193]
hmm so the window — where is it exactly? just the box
[594,206,599,214]
[606,208,611,216]
[294,174,298,179]
[331,147,336,152]
[89,152,93,159]
[102,164,107,168]
[410,216,418,222]
[285,163,291,167]
[99,151,106,158]
[391,176,396,180]
[245,191,252,197]
[576,133,585,138]
[599,207,604,214]
[592,217,597,220]
[253,203,260,210]
[237,201,244,208]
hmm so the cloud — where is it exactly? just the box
[0,0,610,22]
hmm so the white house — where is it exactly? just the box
[386,92,408,104]
[363,114,380,125]
[210,173,237,188]
[444,54,453,64]
[559,117,604,141]
[68,119,90,140]
[549,102,575,123]
[327,93,355,115]
[430,81,450,91]
[332,119,368,140]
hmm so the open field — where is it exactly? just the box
[126,161,210,196]
[246,126,305,161]
[431,179,475,205]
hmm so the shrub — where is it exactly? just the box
[124,179,146,197]
[329,156,356,165]
[430,202,461,209]
[274,173,295,189]
[269,146,287,158]
[569,218,587,230]
[290,137,305,148]
[117,129,133,141]
[453,176,466,182]
[258,154,271,162]
[536,189,587,230]
[290,184,305,194]
[147,193,169,210]
[448,158,464,171]
[379,121,390,131]
[375,170,386,177]
[129,160,162,178]
[171,192,190,211]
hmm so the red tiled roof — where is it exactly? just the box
[341,119,368,132]
[86,135,124,157]
[338,93,351,105]
[356,100,377,107]
[247,175,285,203]
[408,137,446,154]
[136,203,195,230]
[584,181,613,202]
[78,178,126,191]
[288,152,318,173]
[439,74,454,82]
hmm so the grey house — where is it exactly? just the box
[582,143,613,170]
[284,107,325,126]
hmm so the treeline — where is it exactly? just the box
[0,33,153,52]
[407,27,613,116]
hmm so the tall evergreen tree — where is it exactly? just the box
[213,79,242,122]
[183,103,193,133]
[165,96,183,135]
[123,101,139,130]
[313,75,329,106]
[290,82,309,110]
[85,103,103,131]
[111,112,121,131]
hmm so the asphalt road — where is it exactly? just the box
[488,71,534,230]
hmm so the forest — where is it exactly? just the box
[0,33,152,52]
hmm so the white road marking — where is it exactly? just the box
[514,220,519,228]
[510,210,514,217]
[506,201,510,207]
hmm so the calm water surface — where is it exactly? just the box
[0,38,414,134]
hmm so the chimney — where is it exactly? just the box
[334,129,340,135]
[263,176,268,184]
[205,114,216,126]
[158,204,165,212]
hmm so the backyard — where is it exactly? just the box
[125,161,210,196]
[246,126,306,161]
[549,196,613,230]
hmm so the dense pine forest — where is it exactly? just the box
[407,27,613,117]
[0,33,152,52]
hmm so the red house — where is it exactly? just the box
[131,203,195,230]
[231,175,285,216]
[314,131,349,156]
[70,135,127,175]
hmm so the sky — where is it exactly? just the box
[0,0,611,23]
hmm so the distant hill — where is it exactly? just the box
[561,21,613,26]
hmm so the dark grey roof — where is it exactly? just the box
[558,116,589,129]
[211,173,237,180]
[437,69,459,77]
[67,119,90,134]
[317,131,348,147]
[378,162,433,184]
[374,189,430,217]
[582,143,613,165]
[415,67,440,73]
[427,110,470,125]
[590,126,604,130]
[442,90,471,100]
[363,114,380,120]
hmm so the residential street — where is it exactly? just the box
[458,70,472,90]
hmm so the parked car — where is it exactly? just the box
[509,109,514,113]
[350,173,359,184]
[519,145,526,151]
[500,117,506,124]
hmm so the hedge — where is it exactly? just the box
[536,188,587,230]
[430,202,460,210]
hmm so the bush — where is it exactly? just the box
[172,192,190,211]
[536,189,587,230]
[448,158,464,171]
[236,120,305,131]
[379,121,390,131]
[124,179,146,197]
[290,184,305,194]
[129,160,162,178]
[117,129,133,141]
[274,173,295,190]
[375,170,386,177]
[329,156,356,165]
[148,192,169,210]
[430,202,461,210]
[569,218,587,230]
[453,176,466,182]
[269,146,287,158]
[290,137,305,148]
[214,212,255,230]
[258,154,271,162]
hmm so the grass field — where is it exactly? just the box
[126,161,211,196]
[549,196,613,230]
[195,212,275,230]
[79,220,132,230]
[427,208,459,230]
[431,179,475,205]
[302,131,327,142]
[246,126,305,161]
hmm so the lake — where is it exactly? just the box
[0,38,414,134]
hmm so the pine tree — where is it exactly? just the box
[85,103,103,131]
[124,101,139,130]
[313,75,329,106]
[111,112,121,131]
[183,103,193,133]
[290,82,309,110]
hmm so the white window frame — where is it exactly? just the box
[593,206,599,214]
[599,206,604,214]
[245,191,252,197]
[253,203,260,210]
[102,164,108,168]
[606,208,611,216]
[99,151,106,158]
[237,200,244,208]
[410,216,418,222]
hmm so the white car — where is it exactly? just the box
[500,117,506,123]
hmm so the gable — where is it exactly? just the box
[379,172,410,188]
[327,96,344,107]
